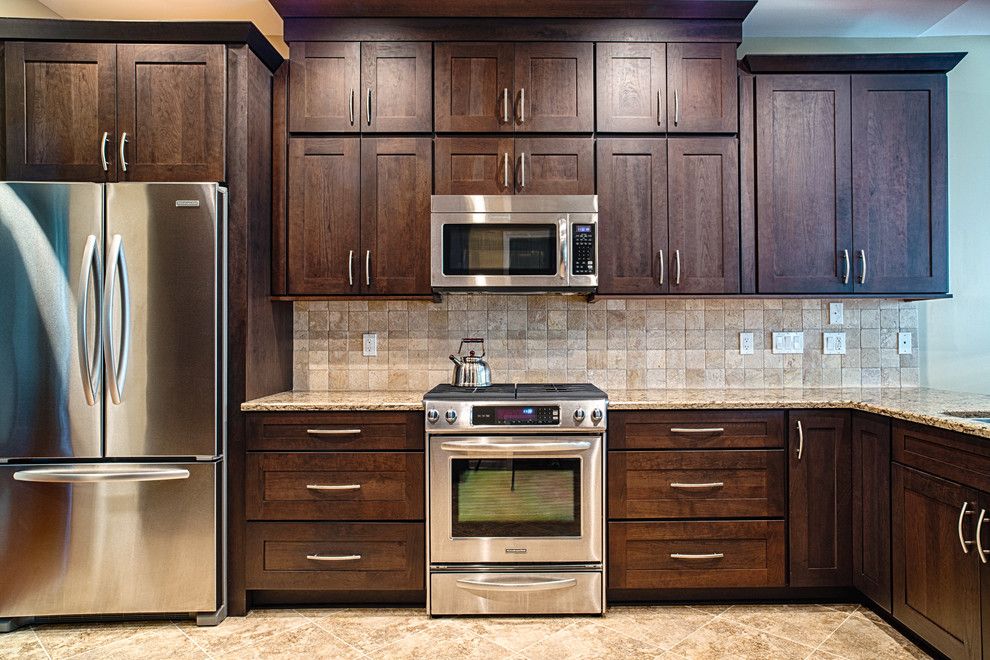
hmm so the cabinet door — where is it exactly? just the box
[756,75,852,293]
[360,138,432,295]
[852,74,948,294]
[667,43,737,133]
[434,42,514,133]
[596,42,666,133]
[4,42,116,181]
[892,466,982,660]
[288,42,360,133]
[667,137,739,294]
[514,42,593,133]
[116,44,225,182]
[596,138,667,294]
[362,42,432,133]
[514,137,594,195]
[852,413,892,612]
[788,411,852,587]
[435,137,514,195]
[287,138,361,294]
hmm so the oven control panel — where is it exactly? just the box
[472,405,560,426]
[571,224,596,275]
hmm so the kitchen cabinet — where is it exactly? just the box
[597,137,738,295]
[514,42,594,132]
[435,136,593,195]
[286,136,432,296]
[596,42,667,133]
[851,413,892,612]
[288,42,432,134]
[4,41,225,182]
[434,42,514,132]
[666,42,737,133]
[788,410,852,587]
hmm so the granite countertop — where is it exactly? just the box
[241,387,990,439]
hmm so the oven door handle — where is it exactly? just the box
[455,576,577,592]
[439,440,592,454]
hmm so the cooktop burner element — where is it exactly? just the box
[424,382,607,402]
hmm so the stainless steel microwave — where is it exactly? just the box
[431,195,598,292]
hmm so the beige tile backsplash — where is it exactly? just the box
[292,296,920,392]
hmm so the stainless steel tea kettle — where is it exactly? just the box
[449,338,492,387]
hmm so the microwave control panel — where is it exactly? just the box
[572,224,596,275]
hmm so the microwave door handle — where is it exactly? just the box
[559,218,568,280]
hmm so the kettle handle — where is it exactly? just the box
[457,337,486,357]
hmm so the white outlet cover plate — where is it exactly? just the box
[829,302,844,325]
[823,332,847,355]
[772,331,804,354]
[362,333,378,357]
[739,332,755,355]
[898,332,912,355]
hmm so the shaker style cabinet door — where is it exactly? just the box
[362,42,432,133]
[596,138,668,294]
[666,137,739,294]
[4,42,117,181]
[116,44,225,182]
[435,137,515,195]
[755,75,853,293]
[851,413,892,613]
[286,138,361,295]
[360,138,433,295]
[666,42,737,133]
[851,74,948,294]
[434,42,514,132]
[288,42,361,133]
[595,42,666,133]
[513,137,594,195]
[514,42,594,133]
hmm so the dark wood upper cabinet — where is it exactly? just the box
[667,42,737,133]
[116,44,225,182]
[514,137,594,195]
[514,42,594,133]
[435,136,514,195]
[595,42,666,133]
[851,413,892,613]
[667,137,739,294]
[851,74,948,294]
[788,411,852,588]
[361,42,432,133]
[360,138,432,295]
[286,137,361,294]
[596,138,667,294]
[434,42,514,132]
[288,42,361,133]
[892,465,982,660]
[4,42,117,181]
[756,75,852,294]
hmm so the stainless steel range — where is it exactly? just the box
[424,383,607,616]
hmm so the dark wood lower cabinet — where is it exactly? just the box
[851,413,892,612]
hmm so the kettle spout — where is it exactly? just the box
[449,354,464,366]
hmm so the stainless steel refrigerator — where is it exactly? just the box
[0,182,227,631]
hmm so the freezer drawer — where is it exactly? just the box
[0,462,219,618]
[430,569,603,615]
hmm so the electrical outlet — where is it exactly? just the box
[362,333,378,357]
[898,332,913,355]
[823,332,846,355]
[739,332,755,355]
[829,302,844,325]
[772,331,804,354]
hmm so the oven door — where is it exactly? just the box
[429,435,603,565]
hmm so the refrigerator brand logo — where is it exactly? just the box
[175,200,201,207]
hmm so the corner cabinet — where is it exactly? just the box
[851,413,892,612]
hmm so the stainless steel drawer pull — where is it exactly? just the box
[519,87,525,123]
[348,250,354,286]
[456,577,576,592]
[14,468,190,483]
[100,131,109,171]
[796,420,804,460]
[307,553,361,562]
[841,249,850,284]
[349,89,355,126]
[306,484,361,491]
[658,250,664,286]
[670,427,725,434]
[657,89,662,125]
[670,482,725,490]
[671,553,724,560]
[858,249,867,285]
[503,87,509,124]
[119,132,129,172]
[307,429,362,436]
[674,249,681,285]
[367,88,372,126]
[977,508,989,564]
[503,152,509,189]
[959,502,975,553]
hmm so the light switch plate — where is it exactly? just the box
[823,332,847,355]
[898,332,912,355]
[363,333,378,357]
[829,302,844,325]
[772,331,804,354]
[739,332,754,355]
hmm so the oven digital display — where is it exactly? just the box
[472,405,560,425]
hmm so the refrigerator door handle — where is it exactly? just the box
[77,234,103,406]
[13,467,190,483]
[103,234,131,405]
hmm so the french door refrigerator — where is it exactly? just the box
[0,182,227,631]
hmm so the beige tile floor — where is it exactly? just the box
[0,604,929,660]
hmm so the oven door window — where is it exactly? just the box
[442,224,558,276]
[450,458,581,537]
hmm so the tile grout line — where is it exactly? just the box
[803,605,859,660]
[306,617,371,658]
[29,627,53,660]
[171,621,214,660]
[599,607,718,653]
[703,604,840,655]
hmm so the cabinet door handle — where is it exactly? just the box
[503,88,509,124]
[796,420,804,460]
[365,250,371,286]
[841,249,850,284]
[670,482,724,490]
[100,131,109,171]
[306,484,361,491]
[657,89,662,125]
[307,553,361,562]
[519,87,525,123]
[119,132,129,172]
[671,553,723,560]
[858,249,867,285]
[347,250,354,286]
[519,152,526,189]
[670,427,725,434]
[367,87,372,126]
[977,508,988,564]
[349,89,355,126]
[674,89,680,126]
[958,502,975,553]
[307,428,361,436]
[503,152,509,190]
[674,249,681,286]
[658,250,664,286]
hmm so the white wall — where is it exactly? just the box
[740,36,990,395]
[0,0,60,18]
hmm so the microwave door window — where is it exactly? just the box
[442,224,557,276]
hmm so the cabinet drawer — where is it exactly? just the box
[609,410,785,449]
[246,452,424,520]
[246,522,424,591]
[608,520,786,589]
[247,412,423,451]
[608,450,785,519]
[892,420,990,493]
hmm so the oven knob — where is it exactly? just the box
[591,408,604,424]
[573,409,586,423]
[427,409,440,424]
[445,409,458,424]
